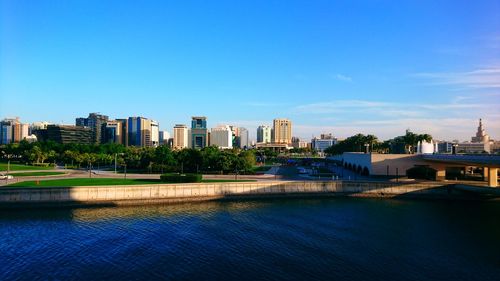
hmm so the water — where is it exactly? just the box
[0,198,499,281]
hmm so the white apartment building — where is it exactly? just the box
[210,125,233,149]
[151,120,159,147]
[257,125,272,143]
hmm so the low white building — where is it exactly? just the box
[416,140,438,154]
[312,138,337,152]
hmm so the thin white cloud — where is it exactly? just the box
[290,98,499,141]
[332,74,353,82]
[295,100,390,113]
[413,67,500,89]
[294,99,495,116]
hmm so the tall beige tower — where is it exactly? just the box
[471,118,490,143]
[173,124,188,149]
[272,118,292,144]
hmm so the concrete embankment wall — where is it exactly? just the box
[0,180,487,208]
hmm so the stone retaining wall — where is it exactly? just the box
[0,181,466,208]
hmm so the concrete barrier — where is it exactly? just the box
[0,181,496,208]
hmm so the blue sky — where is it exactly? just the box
[1,0,499,141]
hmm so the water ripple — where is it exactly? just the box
[0,198,499,281]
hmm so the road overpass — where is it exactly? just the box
[422,154,500,187]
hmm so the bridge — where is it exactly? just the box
[421,154,499,187]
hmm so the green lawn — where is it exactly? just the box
[8,172,66,177]
[0,163,54,171]
[6,178,256,188]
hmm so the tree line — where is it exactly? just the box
[0,140,257,174]
[324,130,432,155]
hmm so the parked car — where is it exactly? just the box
[0,174,14,180]
[297,167,308,174]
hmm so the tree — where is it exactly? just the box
[384,130,433,154]
[154,145,176,173]
[237,150,256,172]
[324,134,381,155]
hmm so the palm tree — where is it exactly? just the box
[416,134,432,143]
[403,130,418,154]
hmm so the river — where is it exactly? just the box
[1,198,499,280]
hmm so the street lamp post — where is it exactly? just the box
[115,153,125,176]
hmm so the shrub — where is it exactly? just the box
[32,163,54,167]
[160,173,202,183]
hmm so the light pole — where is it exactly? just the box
[7,156,10,176]
[115,153,125,175]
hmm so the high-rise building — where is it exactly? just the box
[13,123,29,143]
[75,113,109,144]
[45,125,92,144]
[151,120,160,147]
[190,116,208,149]
[210,125,233,149]
[127,117,157,147]
[239,127,249,149]
[159,131,171,145]
[30,122,51,135]
[173,124,188,150]
[272,118,292,144]
[116,118,129,146]
[0,119,14,144]
[104,120,125,144]
[292,137,308,149]
[257,125,272,143]
[0,118,29,144]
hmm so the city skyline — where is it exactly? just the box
[0,113,497,145]
[1,1,499,141]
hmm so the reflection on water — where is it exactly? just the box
[0,198,499,281]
